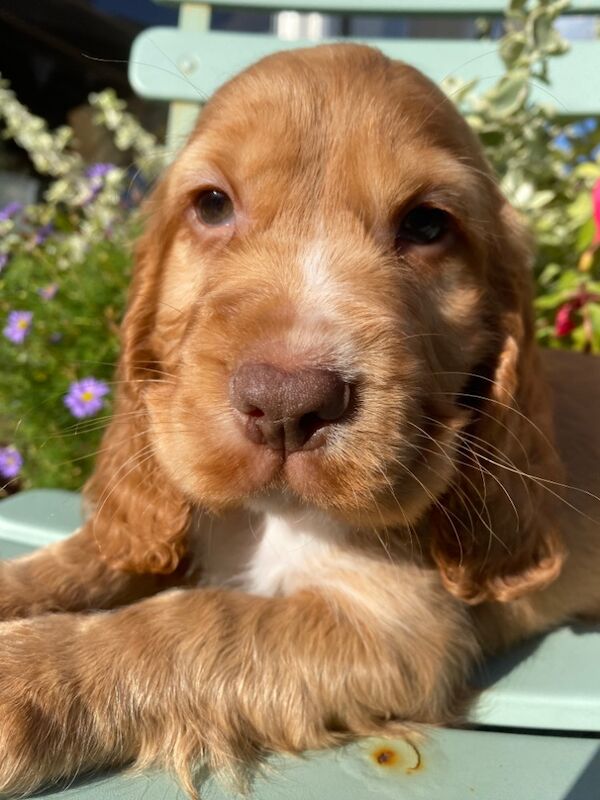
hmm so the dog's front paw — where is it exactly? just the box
[0,617,108,796]
[0,691,101,797]
[0,694,55,796]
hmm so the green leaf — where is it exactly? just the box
[528,8,554,51]
[574,162,600,181]
[587,303,600,352]
[576,219,596,253]
[538,262,563,286]
[535,291,572,311]
[527,190,555,210]
[485,69,530,118]
[568,192,593,224]
[500,33,527,67]
[508,0,528,12]
[571,324,588,351]
[512,181,535,208]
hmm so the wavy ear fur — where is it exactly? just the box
[430,202,566,604]
[84,188,192,574]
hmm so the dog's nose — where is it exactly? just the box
[230,363,351,452]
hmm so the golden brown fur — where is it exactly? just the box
[0,44,598,797]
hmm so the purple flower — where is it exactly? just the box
[0,253,8,272]
[33,223,54,246]
[64,377,110,419]
[82,163,116,206]
[0,446,23,480]
[85,163,115,180]
[3,311,33,344]
[49,332,63,344]
[0,202,23,222]
[38,283,58,301]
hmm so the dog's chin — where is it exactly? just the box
[153,393,460,525]
[244,487,310,516]
[234,441,452,531]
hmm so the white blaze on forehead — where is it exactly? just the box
[293,236,358,372]
[301,238,340,308]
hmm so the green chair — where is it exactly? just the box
[2,2,600,797]
[129,0,600,151]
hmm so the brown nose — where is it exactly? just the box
[230,363,351,453]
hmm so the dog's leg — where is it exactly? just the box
[0,522,177,619]
[0,577,477,797]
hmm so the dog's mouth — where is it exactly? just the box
[226,361,492,515]
[154,350,499,518]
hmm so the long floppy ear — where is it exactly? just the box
[83,188,192,574]
[430,202,566,604]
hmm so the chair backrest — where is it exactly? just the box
[129,1,600,149]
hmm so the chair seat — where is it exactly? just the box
[0,729,595,800]
[472,623,600,732]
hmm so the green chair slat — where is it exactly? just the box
[156,0,600,14]
[130,28,600,116]
[0,488,82,553]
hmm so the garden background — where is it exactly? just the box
[1,0,599,495]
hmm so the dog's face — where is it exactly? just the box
[142,46,509,521]
[92,45,564,602]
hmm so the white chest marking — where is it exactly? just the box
[244,512,342,597]
[193,508,420,635]
[194,508,348,597]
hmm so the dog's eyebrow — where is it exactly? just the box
[176,164,230,194]
[387,180,479,222]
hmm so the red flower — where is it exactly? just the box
[554,293,591,336]
[593,179,600,244]
[554,301,579,337]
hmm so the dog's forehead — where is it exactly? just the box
[177,45,488,216]
[193,45,478,162]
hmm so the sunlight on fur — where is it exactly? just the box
[0,44,598,799]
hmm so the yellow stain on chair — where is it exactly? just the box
[369,737,424,775]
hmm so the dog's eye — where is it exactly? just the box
[194,189,234,226]
[396,205,451,248]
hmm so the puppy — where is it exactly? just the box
[0,44,598,797]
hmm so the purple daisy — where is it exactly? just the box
[3,310,33,344]
[82,163,116,206]
[64,377,110,419]
[0,446,23,480]
[38,283,58,301]
[33,223,54,247]
[85,163,115,180]
[0,202,23,222]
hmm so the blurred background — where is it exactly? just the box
[0,0,597,204]
[1,0,599,496]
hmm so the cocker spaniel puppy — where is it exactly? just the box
[0,43,598,797]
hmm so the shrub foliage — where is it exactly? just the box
[1,0,599,493]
